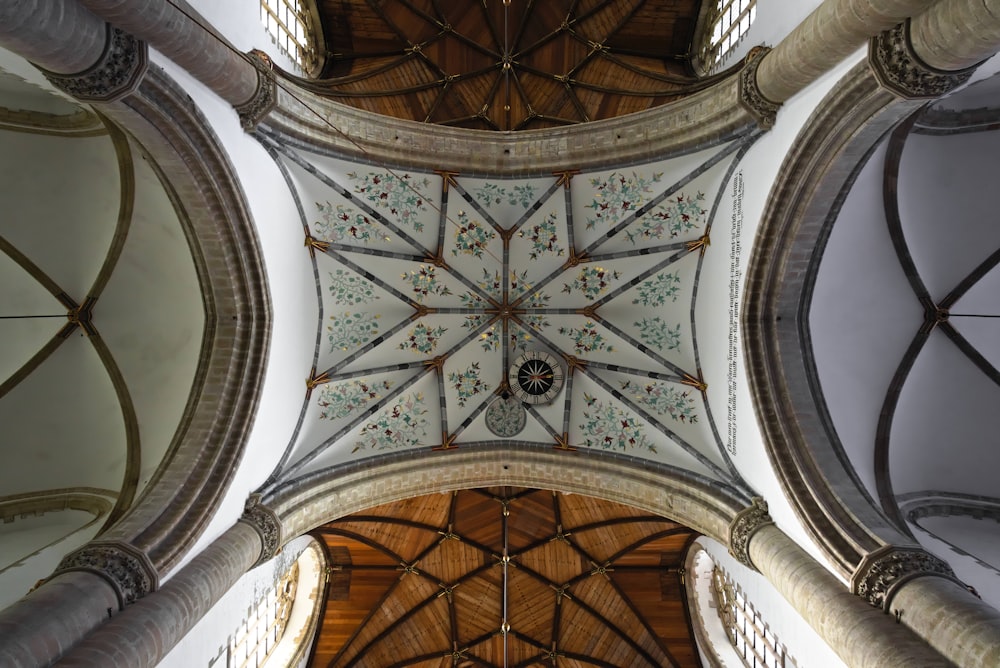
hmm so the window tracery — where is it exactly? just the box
[700,0,758,69]
[260,0,319,73]
[228,563,298,668]
[712,567,797,668]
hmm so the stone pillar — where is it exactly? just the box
[0,0,107,74]
[754,0,940,104]
[74,0,276,128]
[53,498,279,668]
[853,546,1000,667]
[910,0,1000,71]
[730,500,951,667]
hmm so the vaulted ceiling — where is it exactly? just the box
[307,0,708,130]
[310,488,701,667]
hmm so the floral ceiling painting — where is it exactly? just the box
[260,132,751,487]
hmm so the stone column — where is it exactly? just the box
[729,500,951,667]
[853,546,1000,667]
[753,0,941,104]
[74,0,276,128]
[0,0,107,74]
[910,0,1000,71]
[54,498,280,668]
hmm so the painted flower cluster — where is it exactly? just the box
[580,393,654,452]
[314,201,386,244]
[399,323,447,354]
[625,192,707,243]
[562,266,620,300]
[349,171,430,232]
[520,212,564,260]
[558,321,614,354]
[452,212,497,258]
[473,182,538,209]
[328,311,380,352]
[354,392,428,451]
[328,270,378,304]
[318,379,393,420]
[402,265,452,301]
[448,363,490,407]
[634,317,682,351]
[633,272,682,306]
[585,171,663,229]
[620,380,698,423]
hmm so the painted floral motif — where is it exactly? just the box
[473,182,538,209]
[460,291,487,307]
[452,212,496,258]
[314,201,386,244]
[474,269,503,300]
[448,363,491,407]
[353,392,428,451]
[510,328,533,353]
[328,311,380,352]
[562,266,621,300]
[558,322,615,354]
[522,291,551,308]
[522,314,550,332]
[625,192,707,243]
[348,171,430,232]
[580,393,654,452]
[520,212,564,260]
[632,272,682,306]
[318,379,393,420]
[585,171,663,229]
[328,270,379,305]
[478,325,500,351]
[399,323,447,354]
[634,317,682,351]
[508,269,533,297]
[620,380,698,423]
[402,265,452,301]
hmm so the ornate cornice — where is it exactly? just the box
[42,25,147,103]
[55,541,157,609]
[738,47,780,130]
[235,49,277,131]
[728,497,774,570]
[240,494,282,567]
[852,545,958,610]
[869,21,976,100]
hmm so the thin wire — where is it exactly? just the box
[163,0,508,266]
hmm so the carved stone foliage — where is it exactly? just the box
[869,21,976,100]
[43,26,148,103]
[55,541,157,609]
[738,47,780,130]
[240,494,282,567]
[852,545,957,610]
[236,49,277,131]
[728,497,774,570]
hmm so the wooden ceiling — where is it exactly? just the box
[309,488,702,667]
[309,0,708,131]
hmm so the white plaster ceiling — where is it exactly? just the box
[264,134,752,494]
[0,59,204,509]
[812,73,1000,514]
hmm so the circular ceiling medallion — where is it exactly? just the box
[484,396,527,437]
[508,351,564,405]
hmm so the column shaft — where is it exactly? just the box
[74,0,260,106]
[748,525,950,668]
[0,572,120,667]
[756,0,939,103]
[891,576,1000,667]
[54,522,263,668]
[910,0,1000,70]
[0,0,107,74]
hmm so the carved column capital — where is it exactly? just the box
[852,545,958,610]
[42,25,148,102]
[235,49,277,131]
[738,47,781,130]
[869,21,976,100]
[55,541,158,609]
[729,497,774,570]
[239,493,282,567]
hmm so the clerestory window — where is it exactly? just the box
[712,567,797,668]
[702,0,757,68]
[260,0,320,74]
